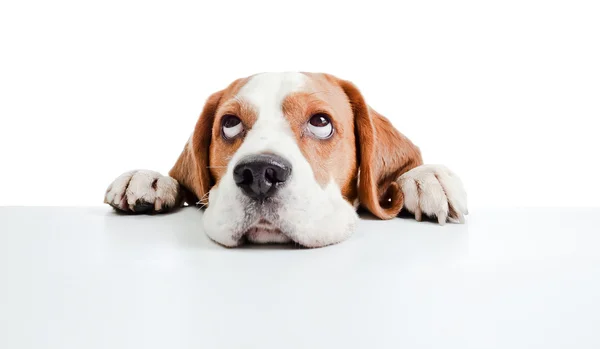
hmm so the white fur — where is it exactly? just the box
[104,170,180,212]
[203,72,358,247]
[399,164,468,224]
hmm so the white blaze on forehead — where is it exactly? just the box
[236,72,307,129]
[230,72,309,161]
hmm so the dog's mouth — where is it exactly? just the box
[243,219,292,244]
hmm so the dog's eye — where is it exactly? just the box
[222,115,243,139]
[308,113,333,139]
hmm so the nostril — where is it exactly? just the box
[264,168,276,184]
[241,168,253,185]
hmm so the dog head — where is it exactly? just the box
[170,72,422,247]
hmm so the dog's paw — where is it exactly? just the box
[399,164,468,224]
[104,170,181,214]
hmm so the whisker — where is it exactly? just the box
[196,191,210,208]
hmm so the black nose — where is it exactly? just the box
[233,154,292,200]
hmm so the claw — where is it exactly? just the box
[437,211,447,225]
[154,198,163,211]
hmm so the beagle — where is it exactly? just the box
[104,72,467,247]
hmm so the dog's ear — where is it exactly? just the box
[336,78,423,219]
[169,90,224,204]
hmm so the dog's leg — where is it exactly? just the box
[399,164,468,224]
[104,170,183,214]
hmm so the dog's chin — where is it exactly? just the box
[243,220,292,244]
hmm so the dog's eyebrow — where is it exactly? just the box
[219,97,258,118]
[231,96,256,107]
[307,90,331,97]
[220,98,242,110]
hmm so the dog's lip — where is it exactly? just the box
[241,218,299,243]
[244,224,292,244]
[238,223,333,248]
[234,218,337,248]
[245,226,282,237]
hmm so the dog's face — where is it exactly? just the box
[205,73,359,247]
[177,72,423,247]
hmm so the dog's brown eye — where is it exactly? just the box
[222,115,243,139]
[309,114,330,127]
[308,113,333,139]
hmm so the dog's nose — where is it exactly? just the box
[233,154,292,200]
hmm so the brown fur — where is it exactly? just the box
[168,78,249,204]
[281,84,358,203]
[209,98,258,183]
[329,75,423,219]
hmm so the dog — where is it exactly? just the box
[104,72,467,247]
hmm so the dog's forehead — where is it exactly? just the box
[235,72,309,112]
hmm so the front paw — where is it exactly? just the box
[399,164,468,224]
[104,170,181,214]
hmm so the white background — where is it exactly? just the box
[0,0,598,207]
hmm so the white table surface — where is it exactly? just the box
[0,207,598,349]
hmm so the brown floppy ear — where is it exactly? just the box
[337,79,423,219]
[168,90,223,205]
